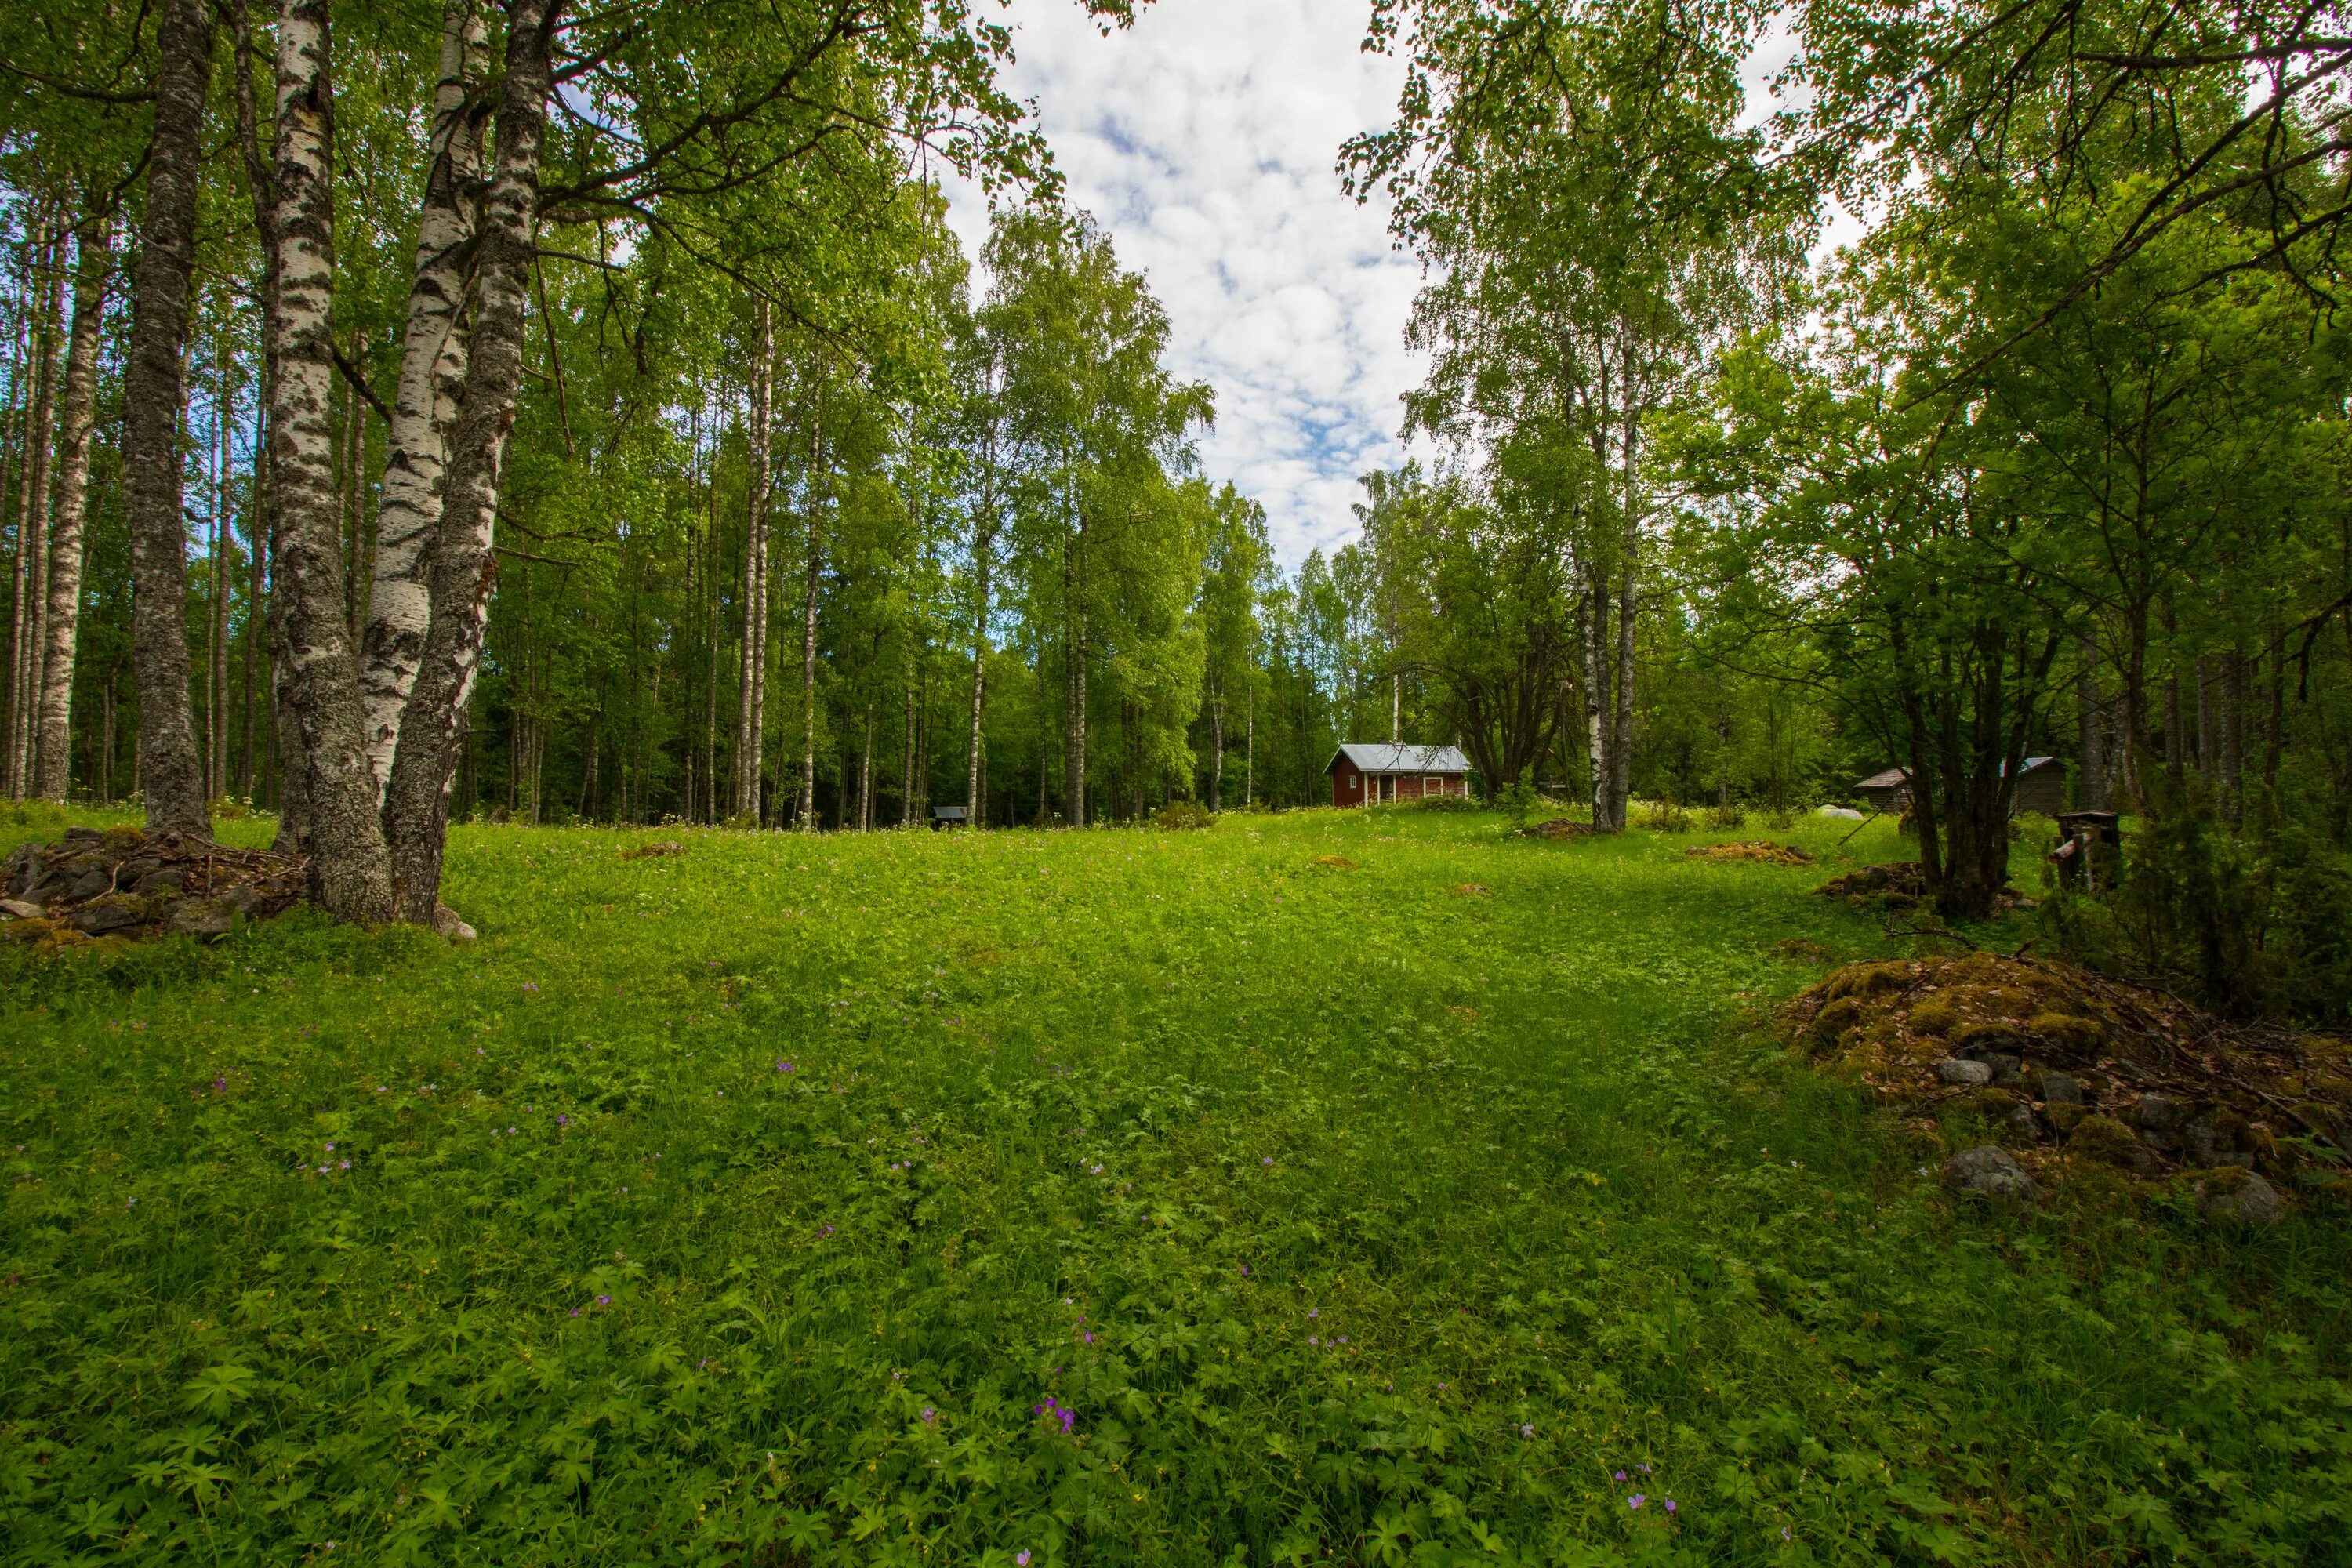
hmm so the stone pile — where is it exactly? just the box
[1787,949,2348,1221]
[0,826,305,948]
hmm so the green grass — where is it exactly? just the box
[2,803,2347,1566]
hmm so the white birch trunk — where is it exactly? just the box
[267,0,395,918]
[34,215,107,799]
[360,0,487,798]
[735,307,771,820]
[382,0,560,924]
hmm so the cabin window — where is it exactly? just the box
[1425,775,1442,792]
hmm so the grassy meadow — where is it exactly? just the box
[2,803,2347,1566]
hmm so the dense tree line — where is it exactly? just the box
[0,0,1460,932]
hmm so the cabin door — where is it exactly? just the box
[1378,775,1396,803]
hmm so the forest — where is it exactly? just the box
[5,0,2352,1563]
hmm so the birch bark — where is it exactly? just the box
[122,0,217,840]
[267,0,395,920]
[11,221,61,797]
[795,410,822,829]
[735,307,772,819]
[34,215,107,799]
[382,0,561,923]
[361,0,488,797]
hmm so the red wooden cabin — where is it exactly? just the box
[1327,743,1474,807]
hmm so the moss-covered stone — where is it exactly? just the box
[2070,1114,2151,1172]
[2027,1011,2106,1059]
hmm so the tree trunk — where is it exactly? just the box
[1245,680,1254,808]
[34,214,103,800]
[1064,493,1087,826]
[1583,564,1610,826]
[966,520,989,826]
[796,409,822,829]
[382,0,560,924]
[1609,514,1637,831]
[361,0,488,797]
[267,0,395,920]
[12,217,62,798]
[735,306,771,819]
[1210,685,1223,811]
[122,0,218,841]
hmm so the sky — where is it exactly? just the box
[940,1,1423,568]
[939,2,1849,568]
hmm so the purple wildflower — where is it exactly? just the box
[777,1060,795,1073]
[522,983,539,993]
[1664,1500,1676,1514]
[1261,1156,1272,1166]
[1520,1423,1534,1437]
[1629,1494,1645,1509]
[1615,1471,1627,1481]
[1308,1337,1319,1347]
[1017,1555,1031,1567]
[597,1294,612,1306]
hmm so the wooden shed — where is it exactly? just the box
[1850,757,2064,817]
[1327,743,1473,807]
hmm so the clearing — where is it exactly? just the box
[2,806,2346,1566]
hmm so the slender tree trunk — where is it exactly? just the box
[122,0,218,840]
[1063,493,1087,827]
[735,307,772,820]
[1609,513,1636,831]
[267,0,394,920]
[210,375,233,801]
[2,224,31,799]
[858,706,872,830]
[1210,686,1223,811]
[34,214,107,800]
[966,520,989,826]
[361,0,487,796]
[1245,680,1254,808]
[796,409,822,829]
[12,219,62,798]
[1584,564,1610,827]
[383,0,561,923]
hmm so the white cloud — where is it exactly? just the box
[942,0,1427,567]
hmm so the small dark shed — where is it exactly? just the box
[930,805,968,828]
[1850,757,2064,817]
[1327,744,1473,807]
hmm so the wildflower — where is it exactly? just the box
[777,1060,795,1073]
[1638,1463,1652,1473]
[597,1294,612,1306]
[1308,1336,1318,1346]
[508,1127,517,1134]
[1089,1163,1102,1174]
[212,1076,227,1091]
[557,1116,571,1127]
[1615,1471,1626,1482]
[523,983,539,993]
[1664,1500,1676,1514]
[1781,1527,1791,1541]
[1629,1494,1645,1509]
[570,1308,579,1318]
[1240,1265,1250,1276]
[1261,1156,1272,1166]
[338,1160,350,1171]
[1018,1554,1031,1566]
[921,1407,937,1424]
[1520,1424,1534,1437]
[1307,1308,1317,1318]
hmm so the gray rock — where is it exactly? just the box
[2006,1101,2042,1138]
[2038,1072,2085,1105]
[133,869,185,895]
[68,901,144,935]
[59,865,114,902]
[2195,1172,2284,1226]
[1983,1053,2027,1088]
[1944,1145,2039,1207]
[168,898,237,937]
[433,903,477,942]
[0,897,43,920]
[2134,1092,2194,1151]
[2182,1110,2252,1168]
[1937,1058,1994,1086]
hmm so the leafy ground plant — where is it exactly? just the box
[2,808,2347,1566]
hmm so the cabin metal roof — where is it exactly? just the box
[1853,757,2054,789]
[1326,743,1472,775]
